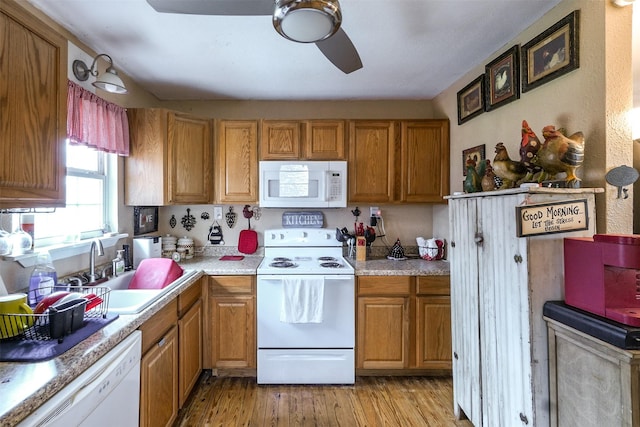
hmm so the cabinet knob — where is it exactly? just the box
[474,232,484,245]
[158,337,166,347]
[514,254,523,263]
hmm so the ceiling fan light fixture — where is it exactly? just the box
[273,0,342,43]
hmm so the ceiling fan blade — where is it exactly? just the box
[315,28,363,74]
[146,0,273,16]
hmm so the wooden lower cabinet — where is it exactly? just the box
[140,325,179,427]
[356,275,451,373]
[139,278,204,427]
[208,276,256,370]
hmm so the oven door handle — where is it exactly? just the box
[258,275,354,281]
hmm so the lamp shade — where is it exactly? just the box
[93,67,127,94]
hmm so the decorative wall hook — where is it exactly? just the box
[605,165,639,199]
[181,208,196,231]
[225,206,237,228]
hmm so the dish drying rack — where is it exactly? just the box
[0,286,110,342]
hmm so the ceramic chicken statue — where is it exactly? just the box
[492,142,527,189]
[464,157,482,193]
[481,160,497,192]
[532,125,585,187]
[519,120,542,182]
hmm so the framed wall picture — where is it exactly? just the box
[462,144,485,176]
[457,75,485,125]
[522,10,580,93]
[485,45,520,111]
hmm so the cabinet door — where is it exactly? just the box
[401,120,449,203]
[125,109,168,206]
[260,120,301,159]
[216,120,258,203]
[140,325,179,427]
[449,197,482,425]
[304,120,346,160]
[178,299,202,408]
[357,296,409,369]
[477,194,531,427]
[348,121,396,203]
[167,113,212,204]
[0,4,66,207]
[210,295,255,368]
[416,296,451,369]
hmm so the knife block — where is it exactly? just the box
[356,236,367,261]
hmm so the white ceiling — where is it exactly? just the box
[27,0,566,101]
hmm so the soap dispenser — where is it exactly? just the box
[112,250,125,277]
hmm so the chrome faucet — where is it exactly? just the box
[87,239,104,283]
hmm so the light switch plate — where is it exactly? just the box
[213,206,223,220]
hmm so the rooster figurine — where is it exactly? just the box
[463,157,482,193]
[519,120,542,182]
[481,160,497,192]
[492,142,527,189]
[532,126,585,187]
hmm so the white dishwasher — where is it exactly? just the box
[19,330,142,427]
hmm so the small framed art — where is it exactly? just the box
[485,45,520,111]
[521,10,580,92]
[457,75,485,125]
[462,144,485,176]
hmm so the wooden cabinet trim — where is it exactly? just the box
[358,276,412,295]
[209,275,254,295]
[417,275,450,296]
[178,299,203,407]
[140,299,178,355]
[178,278,203,316]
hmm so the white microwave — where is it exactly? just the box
[259,160,347,208]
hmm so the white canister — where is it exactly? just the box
[177,237,194,259]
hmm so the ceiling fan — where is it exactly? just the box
[146,0,363,74]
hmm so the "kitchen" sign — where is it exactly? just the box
[515,199,589,237]
[282,211,324,228]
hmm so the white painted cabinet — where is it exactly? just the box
[448,188,600,427]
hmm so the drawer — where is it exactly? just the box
[209,275,254,295]
[417,276,450,296]
[178,278,202,316]
[139,299,178,355]
[358,276,412,296]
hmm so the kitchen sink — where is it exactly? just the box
[103,269,197,315]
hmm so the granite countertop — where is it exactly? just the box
[349,257,450,276]
[0,253,447,425]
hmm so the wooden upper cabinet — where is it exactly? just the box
[304,120,346,160]
[260,120,301,160]
[125,109,213,205]
[260,120,346,160]
[216,120,258,203]
[348,121,396,203]
[0,3,67,208]
[401,120,449,203]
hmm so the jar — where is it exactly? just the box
[177,237,194,260]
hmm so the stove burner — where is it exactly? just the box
[318,256,337,261]
[270,261,297,268]
[320,262,343,268]
[273,257,292,262]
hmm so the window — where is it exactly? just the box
[33,141,113,247]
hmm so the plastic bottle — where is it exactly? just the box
[112,249,125,277]
[28,251,58,306]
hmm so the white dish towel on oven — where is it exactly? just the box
[280,277,324,323]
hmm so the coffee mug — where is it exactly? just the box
[0,293,34,339]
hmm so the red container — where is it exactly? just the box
[564,234,640,326]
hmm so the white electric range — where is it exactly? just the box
[256,228,355,384]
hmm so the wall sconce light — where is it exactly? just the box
[72,53,127,94]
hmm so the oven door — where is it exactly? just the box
[257,274,354,348]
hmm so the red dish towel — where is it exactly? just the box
[220,255,245,261]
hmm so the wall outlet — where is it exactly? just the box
[370,207,381,218]
[213,206,223,220]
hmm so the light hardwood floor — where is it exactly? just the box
[176,372,473,426]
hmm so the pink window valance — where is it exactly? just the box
[66,80,129,156]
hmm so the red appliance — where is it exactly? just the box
[564,234,640,326]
